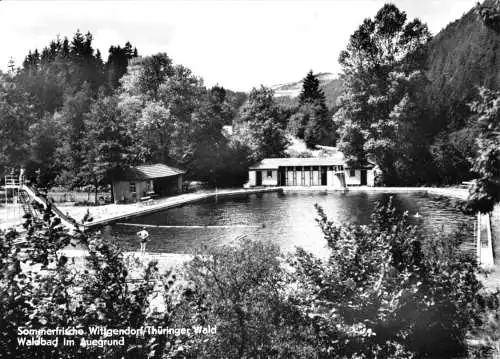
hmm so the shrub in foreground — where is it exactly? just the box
[1,199,496,358]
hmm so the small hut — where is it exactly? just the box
[111,164,185,204]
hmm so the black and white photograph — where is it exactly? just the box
[1,0,499,357]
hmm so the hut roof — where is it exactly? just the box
[114,164,185,181]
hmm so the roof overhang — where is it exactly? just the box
[112,164,185,181]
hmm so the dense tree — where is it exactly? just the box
[335,4,432,184]
[476,0,500,31]
[127,62,206,166]
[17,43,70,115]
[55,83,93,186]
[137,53,174,101]
[81,90,131,202]
[291,71,336,148]
[16,31,116,118]
[302,102,334,148]
[26,113,62,187]
[217,138,254,187]
[430,127,479,185]
[425,1,500,184]
[237,86,289,161]
[188,86,232,184]
[0,74,35,175]
[299,70,326,105]
[466,87,500,213]
[105,41,138,89]
[118,55,247,187]
[157,65,206,166]
[68,30,104,92]
[223,89,248,125]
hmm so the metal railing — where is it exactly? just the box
[4,175,20,186]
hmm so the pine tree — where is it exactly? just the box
[295,71,334,148]
[299,70,326,105]
[105,42,138,89]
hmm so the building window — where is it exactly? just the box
[349,169,356,177]
[129,182,136,193]
[267,170,272,178]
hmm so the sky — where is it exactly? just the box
[0,0,478,91]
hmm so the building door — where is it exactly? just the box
[360,169,367,185]
[321,167,327,185]
[279,168,286,186]
[256,171,262,186]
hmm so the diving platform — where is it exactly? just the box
[2,175,81,231]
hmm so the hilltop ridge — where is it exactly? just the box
[271,72,343,109]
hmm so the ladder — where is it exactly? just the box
[18,188,38,218]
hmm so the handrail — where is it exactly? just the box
[20,185,81,230]
[4,175,20,186]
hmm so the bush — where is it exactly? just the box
[173,240,315,358]
[1,197,495,358]
[290,197,486,358]
[0,207,181,358]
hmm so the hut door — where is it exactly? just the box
[360,170,367,185]
[256,171,262,186]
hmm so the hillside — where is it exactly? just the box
[271,72,343,109]
[425,0,500,130]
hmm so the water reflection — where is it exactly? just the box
[108,191,473,256]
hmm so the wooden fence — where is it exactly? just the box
[47,191,109,204]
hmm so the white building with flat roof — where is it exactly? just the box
[247,154,375,188]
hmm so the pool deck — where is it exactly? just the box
[58,249,192,276]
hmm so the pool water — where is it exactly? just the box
[105,191,473,256]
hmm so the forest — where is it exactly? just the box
[0,34,254,191]
[0,1,499,210]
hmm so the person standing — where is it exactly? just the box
[137,227,150,255]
